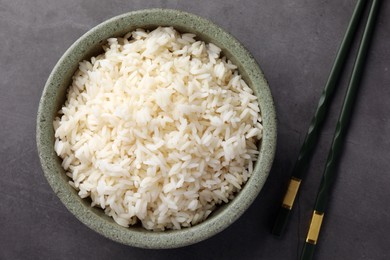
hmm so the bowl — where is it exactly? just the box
[36,8,277,249]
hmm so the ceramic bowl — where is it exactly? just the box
[36,8,276,249]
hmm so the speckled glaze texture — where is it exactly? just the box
[36,9,277,249]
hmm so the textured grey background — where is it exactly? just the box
[1,0,389,259]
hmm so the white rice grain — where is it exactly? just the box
[54,27,263,231]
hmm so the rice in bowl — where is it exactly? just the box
[54,27,263,231]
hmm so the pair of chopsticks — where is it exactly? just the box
[272,0,381,259]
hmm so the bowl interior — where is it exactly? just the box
[37,8,276,249]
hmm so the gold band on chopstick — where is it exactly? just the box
[306,211,324,245]
[282,177,302,209]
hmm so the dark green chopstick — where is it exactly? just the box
[272,0,369,237]
[301,0,381,259]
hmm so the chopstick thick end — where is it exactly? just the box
[306,211,324,244]
[301,242,316,260]
[272,177,301,236]
[272,206,291,237]
[299,211,324,259]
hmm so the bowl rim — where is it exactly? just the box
[36,8,277,249]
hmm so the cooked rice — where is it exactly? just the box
[54,27,263,231]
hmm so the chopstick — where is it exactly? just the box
[301,0,381,259]
[272,0,369,237]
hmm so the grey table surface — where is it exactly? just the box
[1,0,389,259]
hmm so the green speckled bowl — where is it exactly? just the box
[36,9,276,249]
